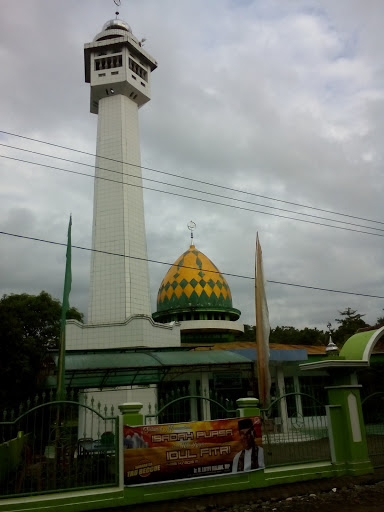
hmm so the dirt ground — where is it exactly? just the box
[239,480,384,511]
[111,469,384,512]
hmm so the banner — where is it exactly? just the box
[124,416,264,485]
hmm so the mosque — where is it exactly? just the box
[57,13,328,427]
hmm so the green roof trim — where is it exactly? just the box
[340,327,384,362]
[152,305,241,321]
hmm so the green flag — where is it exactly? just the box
[57,215,72,399]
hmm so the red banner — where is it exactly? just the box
[123,416,264,485]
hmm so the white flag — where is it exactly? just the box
[255,233,271,408]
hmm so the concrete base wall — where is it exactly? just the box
[66,316,181,350]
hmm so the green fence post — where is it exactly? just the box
[118,403,144,490]
[236,397,260,417]
[325,384,373,475]
[118,402,144,426]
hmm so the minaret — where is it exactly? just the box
[66,14,179,350]
[84,16,157,324]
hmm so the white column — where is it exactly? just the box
[88,93,151,324]
[201,372,211,421]
[189,377,199,421]
[276,367,289,433]
[293,375,303,418]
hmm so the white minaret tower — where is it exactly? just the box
[66,15,180,350]
[84,16,157,324]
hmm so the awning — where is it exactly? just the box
[46,349,253,389]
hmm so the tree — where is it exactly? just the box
[269,326,327,346]
[376,310,384,327]
[236,324,327,345]
[332,307,368,346]
[0,291,83,408]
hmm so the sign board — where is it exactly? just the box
[123,416,263,485]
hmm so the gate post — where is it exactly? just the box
[325,384,372,475]
[118,403,144,488]
[118,402,144,426]
[236,397,260,417]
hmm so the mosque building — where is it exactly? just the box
[55,13,328,428]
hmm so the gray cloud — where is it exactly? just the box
[1,0,383,331]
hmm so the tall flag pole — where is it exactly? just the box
[255,233,271,408]
[57,215,72,400]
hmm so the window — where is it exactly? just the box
[94,54,122,71]
[129,57,148,82]
[284,377,298,417]
[299,376,328,417]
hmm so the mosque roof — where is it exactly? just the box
[156,244,240,316]
[186,342,327,355]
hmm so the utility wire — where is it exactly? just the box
[1,229,384,300]
[1,129,383,227]
[1,153,384,238]
[0,142,383,233]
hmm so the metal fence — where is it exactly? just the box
[362,392,384,468]
[146,385,236,424]
[0,391,119,498]
[261,392,331,467]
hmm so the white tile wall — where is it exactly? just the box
[88,94,151,324]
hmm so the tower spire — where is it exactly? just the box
[187,221,196,246]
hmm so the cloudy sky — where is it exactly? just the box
[0,0,383,331]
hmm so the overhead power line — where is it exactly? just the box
[1,229,384,300]
[0,142,383,234]
[1,129,383,227]
[1,153,384,239]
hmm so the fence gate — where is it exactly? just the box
[362,392,384,468]
[0,392,119,498]
[261,392,331,467]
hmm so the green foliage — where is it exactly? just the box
[240,324,256,341]
[270,326,328,346]
[236,324,327,345]
[376,310,384,326]
[237,306,370,348]
[332,307,368,346]
[0,291,83,408]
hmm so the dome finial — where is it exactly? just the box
[187,221,196,247]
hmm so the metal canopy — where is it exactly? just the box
[45,345,316,389]
[46,349,253,389]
